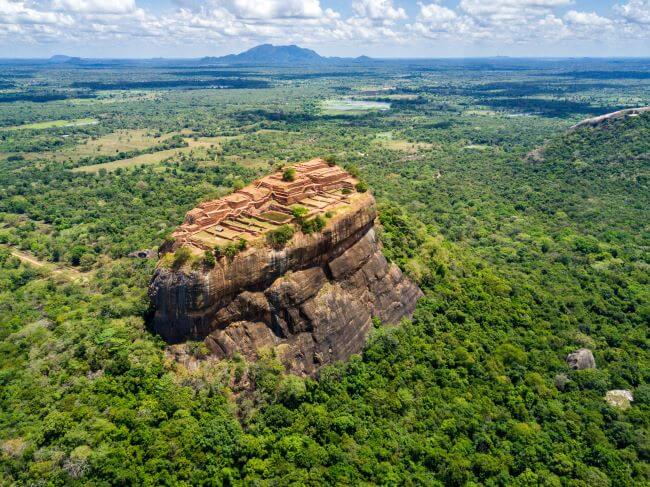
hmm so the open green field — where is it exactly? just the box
[71,135,245,173]
[0,117,97,131]
[321,98,391,114]
[47,129,177,162]
[71,147,189,172]
[374,131,435,152]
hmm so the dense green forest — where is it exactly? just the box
[0,59,648,485]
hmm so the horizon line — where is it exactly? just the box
[2,55,650,61]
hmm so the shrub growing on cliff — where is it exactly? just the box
[214,239,247,260]
[282,167,296,182]
[313,215,326,232]
[355,181,368,193]
[324,155,337,166]
[267,224,294,248]
[203,250,216,268]
[232,178,245,190]
[213,246,223,259]
[301,214,326,234]
[224,244,238,259]
[345,163,360,178]
[172,247,192,269]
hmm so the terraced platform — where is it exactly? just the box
[170,159,359,252]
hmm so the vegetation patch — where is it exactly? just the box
[0,118,97,131]
[266,224,295,248]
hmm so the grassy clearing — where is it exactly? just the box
[69,91,163,105]
[463,109,499,116]
[65,131,228,163]
[219,154,271,171]
[463,144,493,151]
[321,99,391,115]
[53,129,176,162]
[374,132,434,152]
[71,135,237,173]
[72,147,188,173]
[1,118,97,131]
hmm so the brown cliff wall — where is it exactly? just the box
[149,193,423,375]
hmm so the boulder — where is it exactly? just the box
[566,348,596,370]
[605,390,633,410]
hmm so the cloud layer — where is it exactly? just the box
[0,0,648,56]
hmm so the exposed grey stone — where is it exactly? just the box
[566,348,596,370]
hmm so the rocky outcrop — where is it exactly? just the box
[149,192,422,376]
[569,106,650,131]
[605,390,633,410]
[566,348,596,370]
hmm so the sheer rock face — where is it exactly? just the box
[149,194,423,376]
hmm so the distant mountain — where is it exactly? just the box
[47,55,82,64]
[201,44,373,66]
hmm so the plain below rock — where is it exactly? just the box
[605,390,633,410]
[566,348,596,370]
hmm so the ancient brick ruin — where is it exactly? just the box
[171,158,358,251]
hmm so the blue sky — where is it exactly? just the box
[0,0,648,58]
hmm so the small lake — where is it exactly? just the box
[323,99,391,112]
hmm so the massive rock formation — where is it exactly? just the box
[149,160,422,375]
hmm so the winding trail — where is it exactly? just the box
[5,246,91,283]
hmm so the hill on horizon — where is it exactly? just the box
[201,44,370,66]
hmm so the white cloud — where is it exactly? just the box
[409,2,462,38]
[352,0,407,21]
[459,0,572,23]
[214,0,323,19]
[52,0,137,14]
[564,10,613,27]
[615,0,650,24]
[0,0,69,25]
[460,0,572,14]
[419,3,457,24]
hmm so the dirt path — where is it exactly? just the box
[7,247,91,283]
[11,249,45,268]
